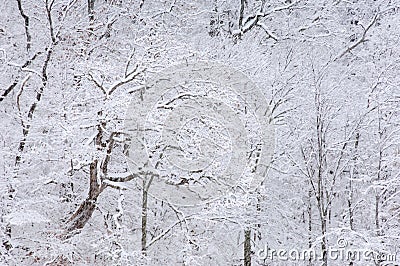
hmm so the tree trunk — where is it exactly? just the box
[308,188,312,266]
[375,195,381,236]
[321,218,327,266]
[65,160,106,236]
[88,0,95,21]
[244,229,251,266]
[141,179,148,254]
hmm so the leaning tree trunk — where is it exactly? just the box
[64,160,106,236]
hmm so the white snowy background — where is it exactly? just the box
[0,0,399,265]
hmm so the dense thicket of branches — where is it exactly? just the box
[0,0,399,265]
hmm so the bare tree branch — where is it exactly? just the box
[45,0,57,43]
[235,0,298,38]
[16,0,31,51]
[335,13,379,60]
[108,66,144,96]
[87,72,107,95]
[0,82,18,103]
[15,48,53,165]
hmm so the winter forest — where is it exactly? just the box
[0,0,400,265]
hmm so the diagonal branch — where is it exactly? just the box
[239,0,246,28]
[16,0,31,51]
[87,66,145,97]
[235,0,297,37]
[87,72,107,95]
[15,48,53,165]
[0,51,41,103]
[0,82,18,103]
[256,22,278,41]
[335,13,379,60]
[108,66,144,96]
[45,0,57,43]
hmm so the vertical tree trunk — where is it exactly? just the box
[316,87,328,266]
[16,0,31,51]
[348,180,354,266]
[321,218,327,266]
[348,180,354,230]
[244,229,251,266]
[88,0,95,35]
[375,109,383,237]
[141,179,148,254]
[346,132,359,266]
[308,188,312,266]
[88,0,95,21]
[375,195,381,236]
[141,174,154,254]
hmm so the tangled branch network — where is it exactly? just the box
[124,61,274,206]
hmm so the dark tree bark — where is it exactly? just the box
[65,160,106,235]
[16,0,31,51]
[141,179,148,254]
[244,229,251,266]
[15,49,52,165]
